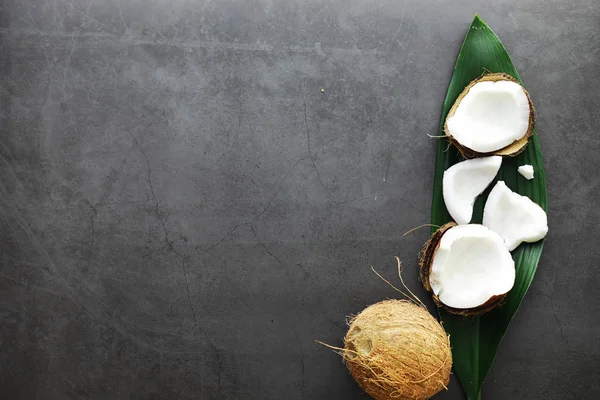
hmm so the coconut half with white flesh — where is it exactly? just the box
[444,73,535,158]
[420,223,516,315]
[483,181,548,251]
[443,156,502,224]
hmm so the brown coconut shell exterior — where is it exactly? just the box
[443,72,536,159]
[419,223,506,316]
[344,300,452,400]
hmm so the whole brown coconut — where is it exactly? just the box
[444,72,536,159]
[343,300,452,400]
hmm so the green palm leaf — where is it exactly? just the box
[430,15,547,400]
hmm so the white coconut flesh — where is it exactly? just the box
[446,80,531,153]
[443,156,502,225]
[518,164,534,180]
[429,224,515,309]
[483,181,548,251]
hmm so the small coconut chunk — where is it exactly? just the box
[483,181,548,251]
[443,156,502,224]
[446,80,531,153]
[429,224,515,309]
[518,164,534,180]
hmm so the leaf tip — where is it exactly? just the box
[471,13,489,30]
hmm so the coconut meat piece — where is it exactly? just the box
[483,181,548,251]
[446,80,531,153]
[443,156,502,224]
[518,164,534,180]
[429,224,515,309]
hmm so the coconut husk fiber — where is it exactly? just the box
[444,72,536,158]
[343,300,452,400]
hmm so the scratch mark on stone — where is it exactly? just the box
[0,192,72,291]
[62,35,77,99]
[215,346,224,398]
[332,193,383,208]
[0,185,211,357]
[206,128,240,173]
[537,291,584,357]
[159,336,164,379]
[296,263,341,328]
[254,155,311,221]
[25,8,51,65]
[197,222,244,254]
[0,28,390,56]
[548,294,567,346]
[0,274,67,298]
[384,148,391,183]
[126,130,198,326]
[196,155,309,254]
[250,226,282,263]
[397,196,425,214]
[116,0,129,30]
[126,129,173,249]
[59,0,109,30]
[146,19,166,39]
[61,0,95,100]
[86,206,97,272]
[169,3,182,20]
[181,257,196,322]
[548,265,570,351]
[205,148,234,173]
[300,352,306,399]
[389,0,408,48]
[298,83,328,197]
[564,46,600,74]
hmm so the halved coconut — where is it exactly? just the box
[444,73,535,158]
[420,223,515,315]
[443,156,502,224]
[483,181,548,251]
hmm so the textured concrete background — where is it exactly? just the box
[1,0,599,399]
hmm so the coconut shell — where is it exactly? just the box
[418,223,505,316]
[444,72,536,159]
[343,300,452,400]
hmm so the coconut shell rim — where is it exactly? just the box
[443,72,536,159]
[418,222,508,316]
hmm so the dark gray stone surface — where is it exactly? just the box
[1,0,599,399]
